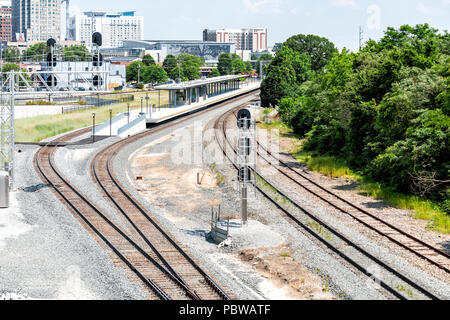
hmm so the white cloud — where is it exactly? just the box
[330,0,357,9]
[443,0,450,7]
[242,0,283,14]
[416,2,441,15]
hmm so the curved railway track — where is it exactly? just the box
[215,106,442,300]
[91,127,231,301]
[251,121,450,275]
[34,89,258,300]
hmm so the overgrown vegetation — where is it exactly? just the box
[261,24,450,232]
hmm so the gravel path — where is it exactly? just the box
[0,142,145,300]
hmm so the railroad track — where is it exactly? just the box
[91,127,231,301]
[215,106,442,300]
[34,89,258,300]
[245,113,450,276]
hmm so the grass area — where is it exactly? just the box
[258,117,450,234]
[292,148,450,234]
[15,92,168,143]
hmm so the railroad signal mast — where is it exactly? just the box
[236,108,256,226]
[92,32,103,89]
[0,33,108,191]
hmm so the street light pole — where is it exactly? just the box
[92,113,96,143]
[137,64,141,86]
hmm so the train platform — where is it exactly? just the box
[148,76,260,124]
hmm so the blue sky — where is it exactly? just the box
[68,0,450,51]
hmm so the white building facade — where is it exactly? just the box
[203,28,268,53]
[11,0,61,42]
[70,11,144,49]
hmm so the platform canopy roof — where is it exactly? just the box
[154,75,249,90]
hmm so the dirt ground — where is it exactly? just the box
[239,246,335,300]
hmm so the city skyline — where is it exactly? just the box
[67,0,450,51]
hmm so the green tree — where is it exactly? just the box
[273,43,283,52]
[177,53,205,67]
[142,54,156,66]
[232,57,246,74]
[1,63,29,84]
[368,110,449,195]
[126,61,146,82]
[218,53,233,75]
[163,54,178,76]
[2,47,20,62]
[2,63,20,73]
[260,46,311,107]
[63,45,91,61]
[209,68,220,78]
[22,42,51,62]
[284,34,337,72]
[181,60,200,80]
[245,61,253,74]
[143,64,168,84]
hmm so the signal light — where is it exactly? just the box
[93,75,103,87]
[238,167,251,182]
[237,108,251,129]
[93,53,103,67]
[92,32,102,47]
[46,53,56,67]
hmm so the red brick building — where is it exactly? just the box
[0,1,11,42]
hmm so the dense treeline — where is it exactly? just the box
[261,25,449,212]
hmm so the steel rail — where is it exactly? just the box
[216,107,441,300]
[88,90,261,300]
[34,130,172,300]
[243,112,450,275]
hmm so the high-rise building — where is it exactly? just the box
[70,11,144,49]
[203,28,268,52]
[0,1,12,42]
[11,0,61,42]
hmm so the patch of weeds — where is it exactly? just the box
[280,252,290,260]
[307,220,333,241]
[394,283,416,300]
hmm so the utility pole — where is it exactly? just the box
[359,26,364,50]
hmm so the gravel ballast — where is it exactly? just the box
[0,142,145,300]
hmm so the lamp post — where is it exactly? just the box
[92,113,96,143]
[109,109,112,137]
[137,63,141,86]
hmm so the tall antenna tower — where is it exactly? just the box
[359,26,364,50]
